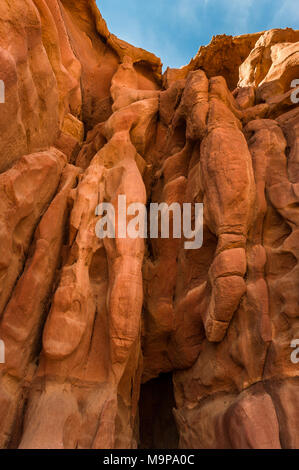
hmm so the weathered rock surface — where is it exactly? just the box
[0,0,298,449]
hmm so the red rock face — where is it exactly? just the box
[0,0,298,449]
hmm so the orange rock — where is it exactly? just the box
[0,0,298,450]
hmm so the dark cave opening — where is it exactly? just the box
[139,372,179,449]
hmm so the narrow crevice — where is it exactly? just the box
[138,372,179,449]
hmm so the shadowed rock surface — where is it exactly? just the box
[0,0,298,449]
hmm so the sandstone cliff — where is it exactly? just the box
[0,0,298,449]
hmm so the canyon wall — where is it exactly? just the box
[0,0,298,449]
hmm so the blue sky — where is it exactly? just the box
[96,0,299,69]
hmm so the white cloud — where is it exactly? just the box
[270,0,299,27]
[224,0,254,33]
[173,0,255,33]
